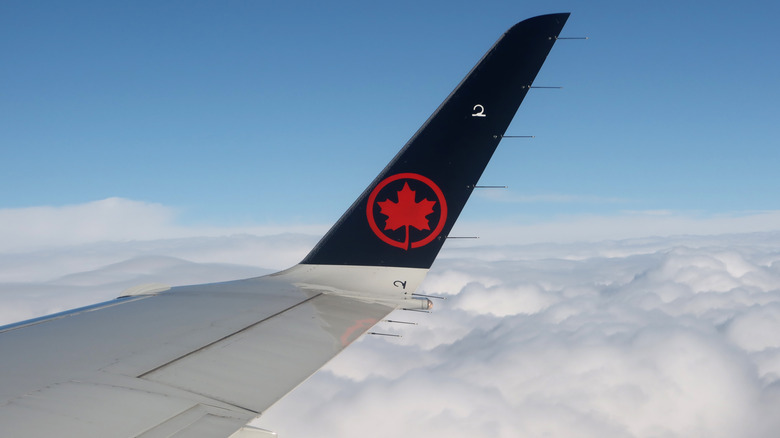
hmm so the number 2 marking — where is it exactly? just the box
[472,104,486,117]
[393,280,407,289]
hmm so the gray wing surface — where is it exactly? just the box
[0,277,393,437]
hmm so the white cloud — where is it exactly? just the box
[256,232,780,438]
[452,282,558,316]
[0,198,176,252]
[0,197,326,253]
[3,199,780,437]
[726,304,780,353]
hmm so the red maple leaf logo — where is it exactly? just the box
[366,173,448,250]
[377,182,436,250]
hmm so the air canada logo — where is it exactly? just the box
[366,173,447,250]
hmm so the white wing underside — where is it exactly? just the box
[0,265,427,437]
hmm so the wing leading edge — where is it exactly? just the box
[0,13,569,438]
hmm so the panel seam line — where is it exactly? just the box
[137,292,324,378]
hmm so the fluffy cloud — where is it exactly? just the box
[257,232,780,438]
[2,199,780,437]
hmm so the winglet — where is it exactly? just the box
[302,13,569,269]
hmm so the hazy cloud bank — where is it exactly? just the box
[0,198,326,252]
[0,234,316,324]
[4,198,780,252]
[453,209,780,245]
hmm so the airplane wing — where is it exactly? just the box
[0,13,569,437]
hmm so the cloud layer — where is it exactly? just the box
[257,233,780,438]
[452,209,780,245]
[2,199,780,437]
[0,198,326,252]
[5,198,780,252]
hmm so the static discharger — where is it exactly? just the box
[466,184,506,189]
[383,319,418,325]
[368,332,402,338]
[412,293,446,300]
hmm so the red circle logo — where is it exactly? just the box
[366,173,447,250]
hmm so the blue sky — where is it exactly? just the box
[2,0,779,231]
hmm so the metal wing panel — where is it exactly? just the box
[0,279,311,401]
[0,381,195,437]
[142,292,394,413]
[135,405,242,438]
[0,380,252,438]
[0,277,393,437]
